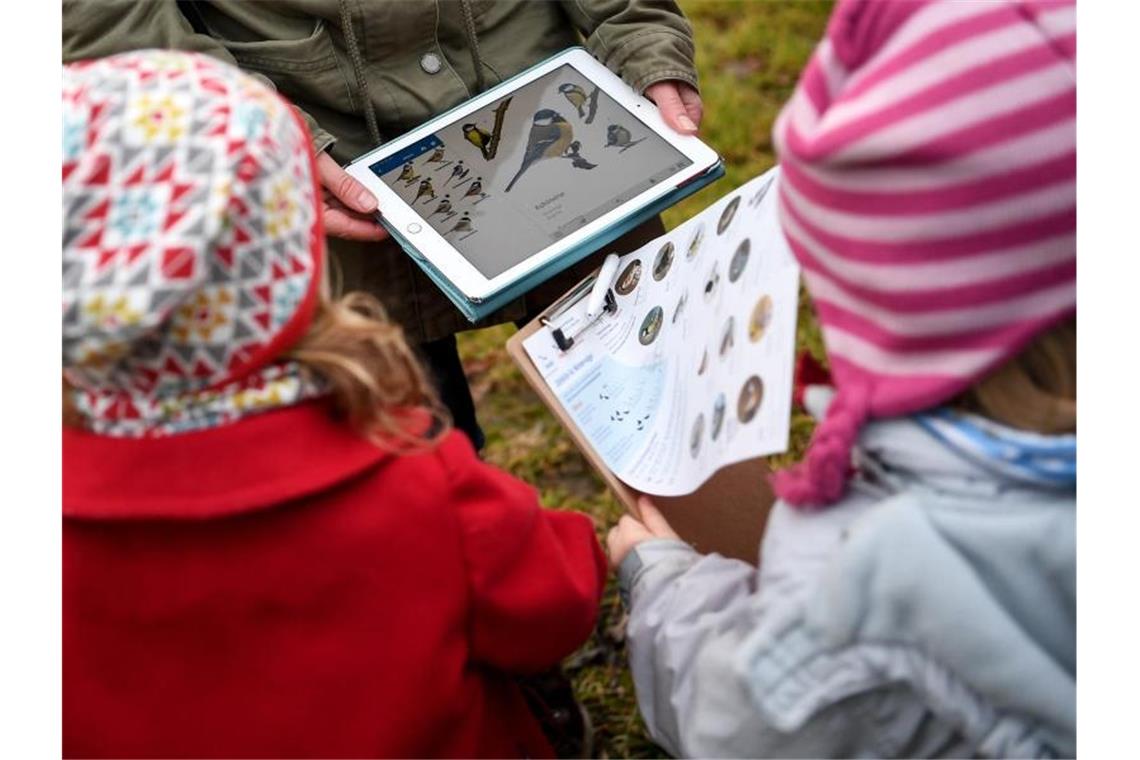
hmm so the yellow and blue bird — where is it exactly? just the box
[461,99,512,161]
[462,122,493,158]
[505,109,573,193]
[559,83,600,123]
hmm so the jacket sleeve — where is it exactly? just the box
[618,538,763,756]
[561,0,699,94]
[439,435,606,673]
[619,495,953,758]
[62,0,336,153]
[620,539,885,758]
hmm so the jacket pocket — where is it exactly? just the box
[211,18,338,72]
[205,19,354,113]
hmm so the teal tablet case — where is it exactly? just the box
[350,48,725,323]
[381,161,723,322]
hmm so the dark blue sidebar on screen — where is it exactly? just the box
[369,135,444,177]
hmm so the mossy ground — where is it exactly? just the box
[458,3,832,755]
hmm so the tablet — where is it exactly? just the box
[346,47,721,304]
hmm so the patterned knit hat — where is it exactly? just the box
[63,51,326,437]
[771,0,1076,507]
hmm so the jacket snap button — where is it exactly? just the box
[420,53,442,75]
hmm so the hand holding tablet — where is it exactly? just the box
[315,153,388,242]
[346,48,722,320]
[644,81,703,135]
[327,78,700,243]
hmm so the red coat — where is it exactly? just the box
[63,403,607,758]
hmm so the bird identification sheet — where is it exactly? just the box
[522,170,799,496]
[367,63,692,279]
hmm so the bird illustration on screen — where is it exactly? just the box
[453,172,476,191]
[425,146,452,170]
[461,98,512,161]
[429,195,453,217]
[563,141,596,170]
[558,83,600,123]
[463,122,493,156]
[559,84,586,115]
[446,161,469,186]
[397,162,420,185]
[446,212,473,236]
[462,179,488,204]
[463,178,483,198]
[505,109,573,193]
[605,124,645,153]
[413,178,436,204]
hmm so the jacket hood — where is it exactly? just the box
[803,386,1076,499]
[742,385,1077,756]
[62,50,327,439]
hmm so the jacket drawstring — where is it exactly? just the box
[338,0,382,145]
[339,0,487,142]
[458,0,488,93]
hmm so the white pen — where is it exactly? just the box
[586,253,621,318]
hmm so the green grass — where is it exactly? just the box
[459,2,832,755]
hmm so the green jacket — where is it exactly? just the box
[63,0,698,342]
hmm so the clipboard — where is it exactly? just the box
[506,268,776,564]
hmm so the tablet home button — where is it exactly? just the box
[407,222,422,234]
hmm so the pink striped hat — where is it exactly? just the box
[771,0,1076,507]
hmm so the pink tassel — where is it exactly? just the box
[771,385,869,509]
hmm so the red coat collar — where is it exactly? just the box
[64,402,399,520]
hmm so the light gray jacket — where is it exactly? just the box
[619,388,1076,758]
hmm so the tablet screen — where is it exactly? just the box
[369,64,693,279]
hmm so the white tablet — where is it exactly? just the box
[346,47,721,303]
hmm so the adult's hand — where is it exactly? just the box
[644,80,703,136]
[315,151,389,241]
[606,497,681,568]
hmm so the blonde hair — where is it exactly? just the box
[288,291,450,449]
[62,290,449,449]
[955,317,1076,434]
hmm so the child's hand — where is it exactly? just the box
[645,80,703,135]
[606,497,681,568]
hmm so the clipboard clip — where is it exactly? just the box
[539,254,620,352]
